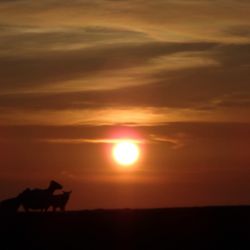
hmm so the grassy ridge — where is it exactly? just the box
[1,206,250,249]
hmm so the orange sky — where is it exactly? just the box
[0,0,250,209]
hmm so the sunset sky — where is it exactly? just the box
[0,0,250,209]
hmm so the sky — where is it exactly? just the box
[0,0,250,209]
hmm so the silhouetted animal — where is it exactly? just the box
[21,180,63,212]
[46,191,72,212]
[0,190,27,213]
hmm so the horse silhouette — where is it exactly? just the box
[21,180,63,212]
[0,189,28,213]
[46,191,72,212]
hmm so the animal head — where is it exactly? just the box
[50,180,63,190]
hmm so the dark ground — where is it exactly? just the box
[1,206,250,250]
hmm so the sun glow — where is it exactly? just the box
[112,140,140,166]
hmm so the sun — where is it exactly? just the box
[112,140,140,166]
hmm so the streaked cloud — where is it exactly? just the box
[0,41,217,92]
[0,25,151,55]
[40,138,144,144]
[0,0,249,128]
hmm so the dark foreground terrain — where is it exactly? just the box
[1,206,250,249]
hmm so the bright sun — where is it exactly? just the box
[112,140,140,166]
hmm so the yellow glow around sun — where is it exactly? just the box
[113,140,140,166]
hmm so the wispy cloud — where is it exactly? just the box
[0,41,217,92]
[40,138,144,144]
[0,1,249,125]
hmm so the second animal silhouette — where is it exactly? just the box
[46,191,72,212]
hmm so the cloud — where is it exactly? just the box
[0,25,151,55]
[0,41,249,125]
[0,122,249,172]
[39,138,144,144]
[223,25,250,38]
[0,0,249,126]
[0,44,249,110]
[1,122,249,147]
[0,41,217,91]
[1,0,250,43]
